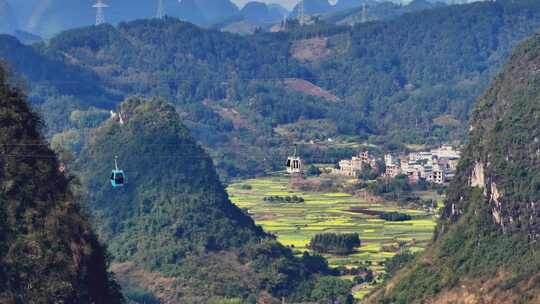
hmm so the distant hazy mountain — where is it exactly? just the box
[196,0,239,22]
[4,0,239,37]
[325,0,446,25]
[268,3,289,17]
[6,0,40,31]
[407,0,445,10]
[0,0,17,34]
[334,0,377,11]
[290,0,334,17]
[18,0,156,37]
[13,30,43,45]
[241,1,282,23]
[26,0,94,38]
[177,0,207,25]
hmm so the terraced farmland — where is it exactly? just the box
[227,176,442,299]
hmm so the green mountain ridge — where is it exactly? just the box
[77,97,266,260]
[0,65,123,303]
[76,97,353,303]
[369,30,540,304]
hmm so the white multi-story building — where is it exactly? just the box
[384,154,395,166]
[335,146,460,184]
[402,145,461,184]
[336,151,378,177]
[384,154,402,178]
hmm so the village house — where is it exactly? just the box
[335,151,378,177]
[384,154,402,178]
[392,145,461,184]
[334,145,460,184]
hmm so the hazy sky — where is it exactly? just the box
[232,1,339,10]
[231,1,484,10]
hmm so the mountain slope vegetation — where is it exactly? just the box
[78,97,266,262]
[0,65,123,303]
[76,97,353,303]
[368,30,540,304]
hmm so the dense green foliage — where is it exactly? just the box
[353,268,375,285]
[383,251,416,278]
[310,276,355,304]
[0,66,123,303]
[309,233,361,255]
[263,195,305,203]
[2,0,540,179]
[379,212,412,222]
[372,30,540,304]
[367,175,412,199]
[357,162,384,180]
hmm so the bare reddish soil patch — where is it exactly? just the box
[285,78,340,102]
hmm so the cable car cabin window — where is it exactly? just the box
[293,160,299,169]
[115,173,124,185]
[110,173,115,180]
[287,159,291,167]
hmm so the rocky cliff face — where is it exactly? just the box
[368,31,540,304]
[441,32,540,239]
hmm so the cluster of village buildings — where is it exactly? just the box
[333,145,461,185]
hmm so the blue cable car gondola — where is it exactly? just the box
[110,156,125,188]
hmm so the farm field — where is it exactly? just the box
[227,176,442,300]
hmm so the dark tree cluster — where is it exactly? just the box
[309,233,361,255]
[379,212,412,222]
[263,195,305,204]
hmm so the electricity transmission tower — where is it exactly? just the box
[361,3,368,23]
[298,0,305,26]
[93,0,109,26]
[157,0,165,19]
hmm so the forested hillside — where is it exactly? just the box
[368,30,540,304]
[1,0,540,179]
[76,97,353,303]
[0,65,123,303]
